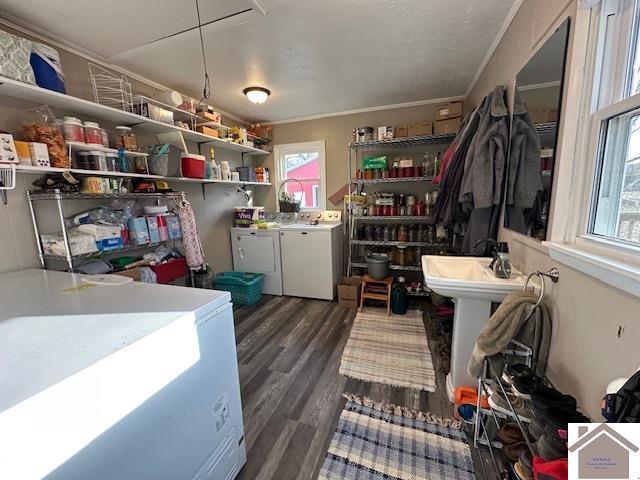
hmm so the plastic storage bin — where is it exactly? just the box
[148,143,182,177]
[151,257,187,284]
[214,272,264,306]
[30,42,65,93]
[181,153,206,179]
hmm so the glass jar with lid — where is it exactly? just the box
[62,116,85,143]
[115,126,138,152]
[397,225,408,242]
[83,121,103,146]
[374,225,384,241]
[105,152,120,172]
[397,246,406,266]
[382,225,391,241]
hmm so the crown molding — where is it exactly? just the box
[465,0,524,98]
[267,95,465,125]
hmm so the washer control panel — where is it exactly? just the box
[296,210,342,222]
[264,212,298,224]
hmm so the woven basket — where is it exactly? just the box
[278,178,303,212]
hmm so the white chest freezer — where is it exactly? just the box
[0,269,246,480]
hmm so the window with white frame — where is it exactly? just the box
[588,0,640,247]
[273,141,326,211]
[546,0,640,297]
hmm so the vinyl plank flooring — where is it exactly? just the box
[234,296,490,480]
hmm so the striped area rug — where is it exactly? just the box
[339,308,436,392]
[318,401,476,480]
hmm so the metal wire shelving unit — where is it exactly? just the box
[27,189,186,272]
[346,133,455,280]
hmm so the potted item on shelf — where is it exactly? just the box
[366,253,390,279]
[278,179,303,212]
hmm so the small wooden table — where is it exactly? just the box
[359,274,393,316]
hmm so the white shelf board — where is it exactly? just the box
[15,164,271,186]
[0,76,269,156]
[66,141,148,157]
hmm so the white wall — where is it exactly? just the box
[468,0,640,419]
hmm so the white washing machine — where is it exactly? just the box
[230,212,297,296]
[280,211,343,300]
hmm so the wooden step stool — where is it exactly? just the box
[359,274,393,316]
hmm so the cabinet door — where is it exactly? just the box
[280,230,332,299]
[233,234,276,273]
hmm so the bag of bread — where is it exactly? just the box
[21,105,69,168]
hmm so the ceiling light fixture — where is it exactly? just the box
[243,86,270,104]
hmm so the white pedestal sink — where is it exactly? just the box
[422,255,526,402]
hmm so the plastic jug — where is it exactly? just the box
[391,276,408,315]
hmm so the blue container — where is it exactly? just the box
[215,271,265,306]
[30,43,65,93]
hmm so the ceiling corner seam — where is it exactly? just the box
[0,14,251,125]
[463,0,524,100]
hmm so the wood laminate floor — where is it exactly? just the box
[233,295,490,480]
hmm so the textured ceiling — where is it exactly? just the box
[1,0,517,122]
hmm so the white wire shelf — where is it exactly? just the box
[27,190,185,201]
[42,239,182,260]
[15,165,271,186]
[350,133,455,150]
[0,75,269,156]
[66,141,148,157]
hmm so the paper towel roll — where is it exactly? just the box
[153,90,183,107]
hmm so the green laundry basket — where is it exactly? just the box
[215,271,265,306]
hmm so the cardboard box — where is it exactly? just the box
[408,121,433,137]
[14,140,31,165]
[527,107,548,124]
[434,117,462,135]
[196,125,219,138]
[338,276,363,309]
[114,266,141,281]
[28,142,50,167]
[436,101,463,120]
[395,126,408,138]
[197,111,222,124]
[377,126,394,141]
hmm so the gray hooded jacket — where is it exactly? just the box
[459,85,509,210]
[506,89,543,210]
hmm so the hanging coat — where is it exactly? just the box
[459,86,510,253]
[504,89,543,233]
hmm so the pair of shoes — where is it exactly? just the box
[502,364,543,399]
[528,385,590,461]
[488,388,533,422]
[515,450,533,479]
[496,423,531,462]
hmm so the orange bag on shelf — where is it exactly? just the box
[21,105,69,168]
